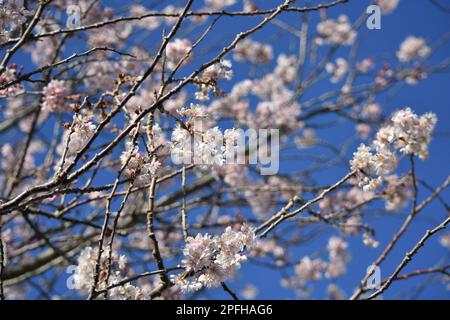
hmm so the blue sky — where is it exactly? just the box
[3,0,450,299]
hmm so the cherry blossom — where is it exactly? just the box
[233,38,273,64]
[42,80,70,113]
[172,225,257,292]
[166,38,193,69]
[397,36,430,62]
[316,15,356,46]
[375,0,400,14]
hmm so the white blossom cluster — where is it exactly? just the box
[83,61,121,91]
[354,103,382,139]
[274,54,298,84]
[375,0,400,14]
[88,23,132,50]
[357,58,375,74]
[1,141,41,183]
[66,115,96,154]
[0,0,29,42]
[208,79,251,124]
[27,23,61,67]
[202,59,233,82]
[350,107,437,192]
[325,58,348,83]
[319,187,374,219]
[204,0,235,10]
[440,233,450,250]
[243,0,258,12]
[327,283,346,300]
[42,80,70,113]
[281,237,350,296]
[350,144,391,192]
[195,59,233,101]
[72,246,122,293]
[172,225,257,292]
[160,5,184,25]
[233,38,273,64]
[248,238,286,267]
[166,38,193,69]
[240,284,259,299]
[208,55,302,134]
[316,15,356,46]
[56,114,96,169]
[387,107,437,159]
[73,246,152,300]
[341,215,363,237]
[0,65,23,97]
[254,94,301,131]
[252,73,302,131]
[325,237,350,279]
[363,103,382,119]
[295,128,317,148]
[294,256,326,281]
[213,163,301,218]
[171,104,242,166]
[129,5,161,30]
[383,174,413,211]
[362,232,379,249]
[397,36,430,62]
[120,141,161,186]
[172,126,242,166]
[129,3,205,30]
